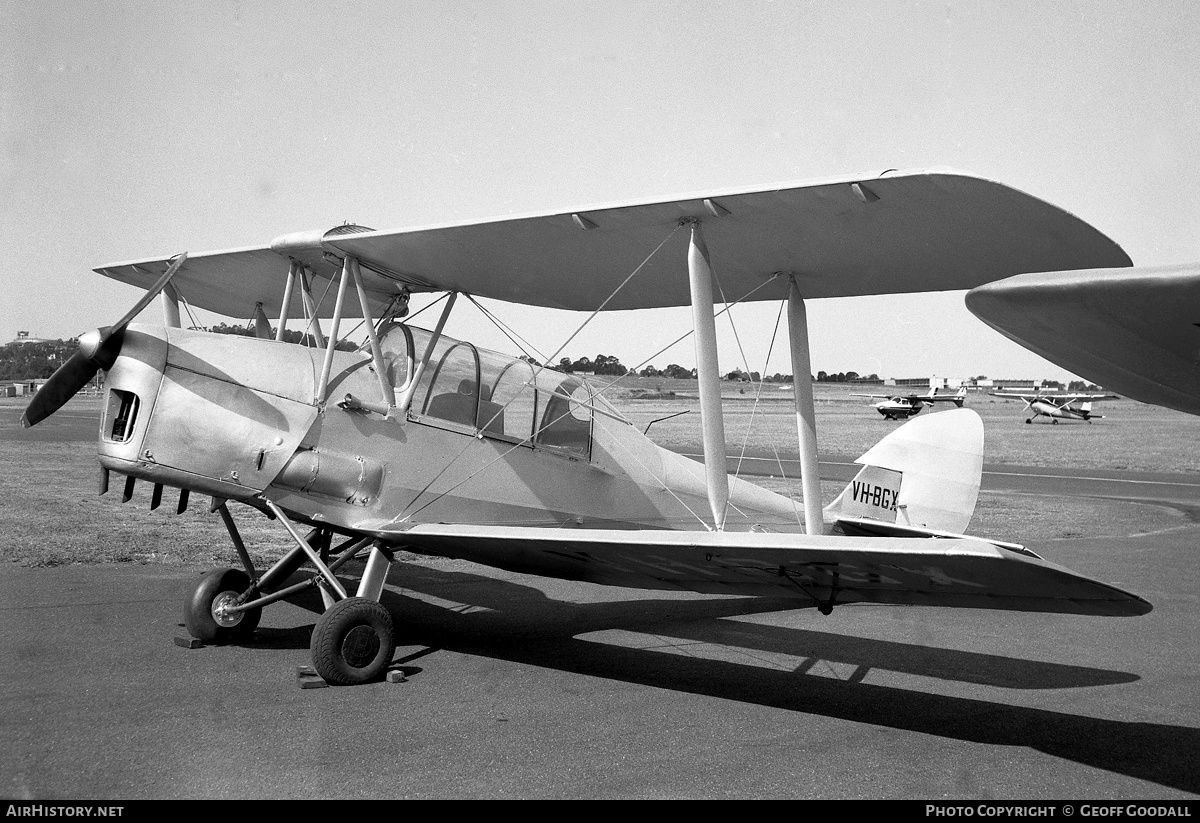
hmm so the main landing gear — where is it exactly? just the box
[182,497,398,686]
[310,597,395,686]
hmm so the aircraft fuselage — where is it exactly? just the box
[875,399,922,420]
[96,324,804,540]
[1029,400,1095,421]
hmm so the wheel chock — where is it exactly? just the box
[386,669,407,684]
[174,636,203,649]
[296,666,328,689]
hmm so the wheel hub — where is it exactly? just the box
[211,591,245,628]
[341,625,381,668]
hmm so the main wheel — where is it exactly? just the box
[310,597,394,686]
[184,567,261,644]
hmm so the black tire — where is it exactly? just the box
[184,567,261,644]
[310,597,394,686]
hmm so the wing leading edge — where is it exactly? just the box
[96,168,1130,318]
[364,523,1150,617]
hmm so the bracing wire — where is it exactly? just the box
[465,295,549,365]
[393,223,682,523]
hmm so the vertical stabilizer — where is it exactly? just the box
[824,408,984,534]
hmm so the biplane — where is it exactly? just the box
[988,390,1117,424]
[852,386,967,420]
[23,169,1151,686]
[967,264,1200,418]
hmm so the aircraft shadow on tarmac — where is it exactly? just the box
[221,560,1198,795]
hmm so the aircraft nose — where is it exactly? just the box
[20,252,187,428]
[20,327,123,428]
[77,327,120,367]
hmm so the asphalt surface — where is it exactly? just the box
[2,406,1199,799]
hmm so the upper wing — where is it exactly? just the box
[365,522,1150,617]
[989,392,1037,400]
[967,264,1200,416]
[1055,393,1118,402]
[96,168,1130,318]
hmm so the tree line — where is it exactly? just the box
[0,335,864,385]
[0,339,76,381]
[15,334,1060,390]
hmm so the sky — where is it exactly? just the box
[3,0,1199,384]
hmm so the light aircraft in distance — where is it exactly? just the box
[988,390,1117,424]
[852,386,967,420]
[967,264,1200,418]
[23,169,1151,686]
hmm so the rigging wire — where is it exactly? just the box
[403,291,450,324]
[601,273,782,384]
[393,223,682,523]
[719,296,805,529]
[391,227,800,531]
[464,295,549,365]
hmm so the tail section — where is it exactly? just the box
[824,407,984,535]
[925,386,967,407]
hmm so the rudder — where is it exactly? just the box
[824,408,984,534]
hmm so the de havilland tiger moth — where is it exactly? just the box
[22,169,1152,686]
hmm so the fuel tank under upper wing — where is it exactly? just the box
[357,522,1151,617]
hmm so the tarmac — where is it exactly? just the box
[1,408,1199,799]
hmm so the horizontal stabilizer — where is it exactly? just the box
[924,387,967,406]
[833,516,1036,556]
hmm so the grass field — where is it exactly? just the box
[608,378,1200,473]
[1,382,1196,568]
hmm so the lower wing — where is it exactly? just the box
[361,522,1150,617]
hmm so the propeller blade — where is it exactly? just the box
[103,252,189,344]
[20,252,188,428]
[20,351,101,428]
